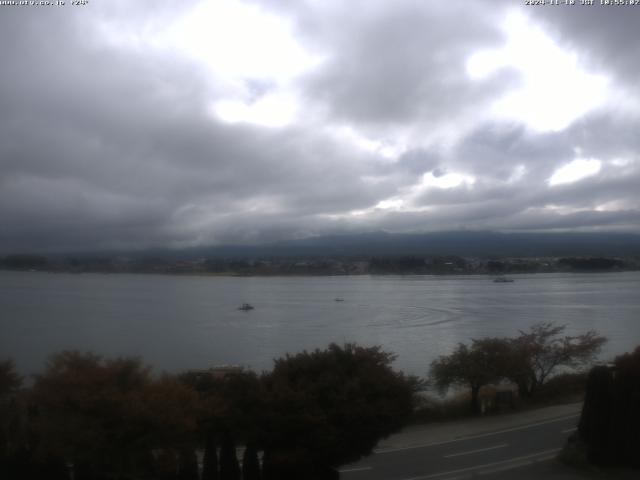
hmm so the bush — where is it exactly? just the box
[262,343,416,471]
[575,346,640,467]
[524,372,587,405]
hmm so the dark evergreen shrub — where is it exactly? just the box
[219,432,240,480]
[241,443,261,480]
[202,433,219,480]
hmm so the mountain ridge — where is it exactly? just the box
[23,230,640,260]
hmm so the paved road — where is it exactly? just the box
[339,413,580,480]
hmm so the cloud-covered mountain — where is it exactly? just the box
[47,231,637,261]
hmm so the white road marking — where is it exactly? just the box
[338,466,372,473]
[443,443,508,458]
[401,448,561,480]
[562,427,577,433]
[376,413,579,454]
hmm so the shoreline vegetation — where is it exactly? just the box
[2,323,625,479]
[1,253,639,277]
[1,344,416,480]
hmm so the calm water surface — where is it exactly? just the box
[1,271,639,376]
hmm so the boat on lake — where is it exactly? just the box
[493,276,514,283]
[238,303,255,311]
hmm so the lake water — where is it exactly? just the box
[1,271,639,377]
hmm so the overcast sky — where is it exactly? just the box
[1,0,639,253]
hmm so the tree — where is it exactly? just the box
[511,322,606,397]
[156,449,179,480]
[179,368,265,452]
[261,343,416,477]
[219,431,240,480]
[30,351,152,477]
[1,359,23,463]
[242,442,261,480]
[577,365,614,465]
[430,338,513,414]
[202,433,219,480]
[576,346,640,467]
[178,447,199,480]
[137,374,202,449]
[30,351,201,479]
[0,360,22,397]
[609,345,640,466]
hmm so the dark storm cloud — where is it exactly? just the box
[0,0,638,253]
[0,1,400,252]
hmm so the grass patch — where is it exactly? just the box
[411,372,587,424]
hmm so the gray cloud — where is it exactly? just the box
[0,0,638,253]
[296,1,514,132]
[528,4,640,84]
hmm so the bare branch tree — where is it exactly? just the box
[511,322,607,397]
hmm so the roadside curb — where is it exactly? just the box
[376,402,582,452]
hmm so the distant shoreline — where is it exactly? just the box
[2,265,639,278]
[2,252,639,277]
